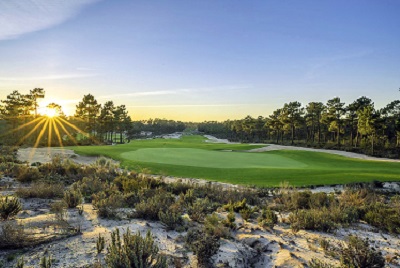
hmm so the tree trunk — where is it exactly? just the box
[291,124,295,145]
[371,135,374,155]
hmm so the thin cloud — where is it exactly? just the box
[98,85,253,99]
[0,0,100,41]
[127,104,264,108]
[98,90,181,99]
[305,49,374,79]
[0,73,98,81]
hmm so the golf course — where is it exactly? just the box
[70,135,400,187]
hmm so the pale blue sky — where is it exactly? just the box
[0,0,399,120]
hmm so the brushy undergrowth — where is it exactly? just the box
[0,196,22,221]
[16,181,64,199]
[105,228,167,268]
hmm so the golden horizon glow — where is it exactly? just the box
[43,107,58,118]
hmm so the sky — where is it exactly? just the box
[0,0,399,121]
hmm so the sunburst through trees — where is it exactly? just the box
[0,89,132,153]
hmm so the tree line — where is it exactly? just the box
[129,118,186,137]
[0,89,193,146]
[0,89,133,146]
[199,96,400,158]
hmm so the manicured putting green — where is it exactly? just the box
[121,148,307,169]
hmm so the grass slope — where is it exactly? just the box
[70,135,400,187]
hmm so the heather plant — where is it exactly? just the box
[258,208,278,229]
[73,176,106,198]
[177,189,196,208]
[187,197,219,222]
[105,228,167,268]
[50,201,67,222]
[158,209,184,231]
[339,236,385,268]
[239,205,259,222]
[204,213,230,239]
[288,208,336,233]
[184,228,220,267]
[0,196,22,220]
[134,190,175,220]
[222,198,248,212]
[92,191,125,218]
[363,202,400,234]
[15,257,24,268]
[0,221,28,249]
[63,189,82,208]
[16,181,64,199]
[96,234,105,254]
[308,259,337,268]
[39,256,52,268]
[223,210,236,230]
[13,165,42,183]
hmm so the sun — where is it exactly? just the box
[44,107,59,118]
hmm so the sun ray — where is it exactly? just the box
[0,116,44,138]
[17,118,47,146]
[29,118,50,160]
[47,118,53,155]
[52,119,64,148]
[54,118,79,145]
[57,117,89,137]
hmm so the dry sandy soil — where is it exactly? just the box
[18,148,99,165]
[1,183,399,267]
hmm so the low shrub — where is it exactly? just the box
[222,198,248,212]
[13,165,42,183]
[158,209,184,231]
[96,234,105,254]
[204,213,231,239]
[134,190,175,220]
[50,201,67,222]
[73,176,106,198]
[223,210,236,230]
[16,182,64,199]
[187,197,219,222]
[258,208,278,229]
[185,229,220,267]
[288,208,336,233]
[92,191,125,218]
[363,203,400,234]
[63,189,82,208]
[0,196,22,220]
[239,207,252,221]
[105,228,167,268]
[339,236,385,268]
[0,221,28,249]
[308,258,337,268]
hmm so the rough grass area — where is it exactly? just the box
[70,135,400,187]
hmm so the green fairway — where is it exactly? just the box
[70,135,400,187]
[121,148,307,168]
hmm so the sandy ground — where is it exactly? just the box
[204,135,400,162]
[1,194,400,267]
[247,144,400,162]
[18,148,100,165]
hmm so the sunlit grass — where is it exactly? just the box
[70,135,400,187]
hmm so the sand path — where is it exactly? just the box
[204,134,400,162]
[247,144,400,162]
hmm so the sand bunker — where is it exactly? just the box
[18,147,99,165]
